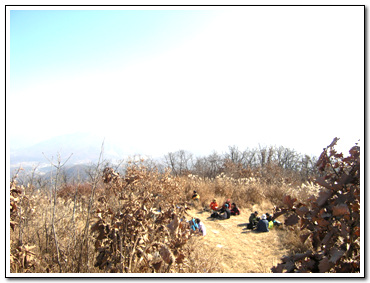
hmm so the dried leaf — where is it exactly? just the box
[10,221,17,231]
[340,221,349,237]
[329,247,345,263]
[321,230,334,246]
[91,220,104,233]
[285,214,299,226]
[167,215,179,235]
[328,137,340,148]
[175,253,185,264]
[303,258,316,271]
[95,240,102,250]
[318,257,332,272]
[284,261,295,272]
[160,245,173,265]
[315,177,332,190]
[11,202,17,212]
[283,195,296,209]
[315,190,332,207]
[271,263,284,273]
[273,208,289,219]
[152,261,162,271]
[332,204,350,216]
[296,206,309,217]
[317,218,330,227]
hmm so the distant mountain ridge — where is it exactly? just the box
[10,132,135,166]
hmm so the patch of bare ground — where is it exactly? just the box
[187,207,289,273]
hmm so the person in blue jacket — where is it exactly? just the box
[256,214,269,232]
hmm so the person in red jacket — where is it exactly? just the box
[210,199,219,218]
[210,199,218,211]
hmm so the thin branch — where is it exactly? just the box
[42,151,73,273]
[77,139,105,272]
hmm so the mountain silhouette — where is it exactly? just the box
[10,132,136,166]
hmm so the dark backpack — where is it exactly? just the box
[247,223,254,229]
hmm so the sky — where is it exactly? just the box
[7,6,364,158]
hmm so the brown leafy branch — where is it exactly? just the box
[271,138,360,273]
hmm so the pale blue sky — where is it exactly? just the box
[8,6,364,158]
[10,9,212,95]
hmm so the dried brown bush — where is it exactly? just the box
[91,165,220,273]
[271,138,360,273]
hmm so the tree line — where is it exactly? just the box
[13,144,319,189]
[162,145,318,182]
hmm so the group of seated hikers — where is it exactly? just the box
[247,211,282,232]
[209,198,240,220]
[190,192,282,232]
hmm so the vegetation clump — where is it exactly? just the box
[272,138,360,273]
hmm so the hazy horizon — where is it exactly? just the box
[10,130,359,162]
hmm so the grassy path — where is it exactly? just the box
[187,208,289,273]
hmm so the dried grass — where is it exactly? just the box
[10,163,319,274]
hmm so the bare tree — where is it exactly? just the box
[163,150,194,176]
[42,152,73,273]
[77,140,105,273]
[258,145,267,167]
[192,152,223,178]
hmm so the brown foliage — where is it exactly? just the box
[271,138,360,273]
[10,170,39,272]
[91,165,204,273]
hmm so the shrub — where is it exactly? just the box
[271,138,360,273]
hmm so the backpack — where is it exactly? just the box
[189,218,199,231]
[268,221,274,229]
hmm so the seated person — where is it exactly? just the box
[230,203,240,216]
[256,214,269,232]
[195,218,206,236]
[189,218,199,232]
[265,212,282,227]
[210,199,219,218]
[192,190,200,201]
[217,204,231,219]
[210,199,218,211]
[266,213,273,222]
[247,211,260,229]
[222,199,231,210]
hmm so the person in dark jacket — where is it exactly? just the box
[247,211,259,229]
[218,204,231,219]
[265,212,282,227]
[224,199,231,209]
[256,214,269,232]
[266,213,273,222]
[230,203,240,216]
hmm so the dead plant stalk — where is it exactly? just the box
[43,152,73,273]
[77,140,104,272]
